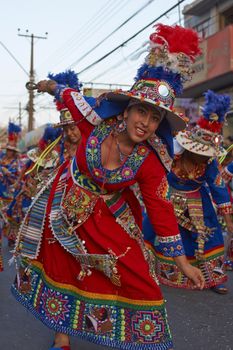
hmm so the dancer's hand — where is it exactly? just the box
[224,214,233,235]
[174,255,205,289]
[226,222,233,236]
[180,264,205,289]
[37,80,57,95]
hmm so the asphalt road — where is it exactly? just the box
[1,238,233,350]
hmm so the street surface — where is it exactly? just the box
[1,238,233,350]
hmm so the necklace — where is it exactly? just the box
[115,137,133,163]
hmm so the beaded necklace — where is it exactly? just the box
[100,131,134,191]
[115,135,134,163]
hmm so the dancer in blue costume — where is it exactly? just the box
[6,126,61,236]
[0,122,21,252]
[221,160,233,270]
[144,90,233,294]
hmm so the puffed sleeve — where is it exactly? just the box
[54,85,102,137]
[205,159,233,215]
[137,152,185,257]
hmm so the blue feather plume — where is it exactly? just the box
[42,126,62,143]
[8,122,21,134]
[47,70,82,90]
[135,64,183,96]
[202,90,231,122]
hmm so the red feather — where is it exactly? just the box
[8,134,15,142]
[150,24,201,61]
[197,117,223,133]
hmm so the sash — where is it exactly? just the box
[70,91,102,125]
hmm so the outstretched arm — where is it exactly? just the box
[36,80,99,137]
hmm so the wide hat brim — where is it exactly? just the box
[27,148,59,168]
[106,91,186,132]
[176,131,227,157]
[53,120,75,128]
[3,144,20,152]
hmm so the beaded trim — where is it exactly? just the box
[217,202,233,215]
[156,235,184,257]
[86,119,150,184]
[12,263,173,350]
[13,170,58,259]
[222,167,233,183]
[147,135,173,172]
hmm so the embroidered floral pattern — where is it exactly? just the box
[88,136,99,148]
[93,168,103,178]
[137,145,147,156]
[121,167,133,179]
[86,119,150,184]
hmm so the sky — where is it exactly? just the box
[0,0,192,130]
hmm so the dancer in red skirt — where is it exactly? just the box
[12,24,204,350]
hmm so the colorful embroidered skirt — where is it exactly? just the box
[12,180,173,349]
[12,260,172,349]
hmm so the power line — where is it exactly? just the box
[0,41,29,76]
[90,11,189,84]
[38,0,123,70]
[90,45,143,81]
[67,0,129,54]
[68,0,154,68]
[77,0,186,75]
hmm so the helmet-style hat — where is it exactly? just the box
[106,23,201,132]
[176,90,230,157]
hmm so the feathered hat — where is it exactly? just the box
[5,122,21,152]
[48,70,82,127]
[106,23,201,132]
[176,90,230,157]
[27,126,62,169]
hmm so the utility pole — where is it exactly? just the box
[18,102,22,127]
[18,29,48,131]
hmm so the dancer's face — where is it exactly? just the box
[124,103,163,143]
[63,124,81,144]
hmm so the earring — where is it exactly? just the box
[117,119,127,133]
